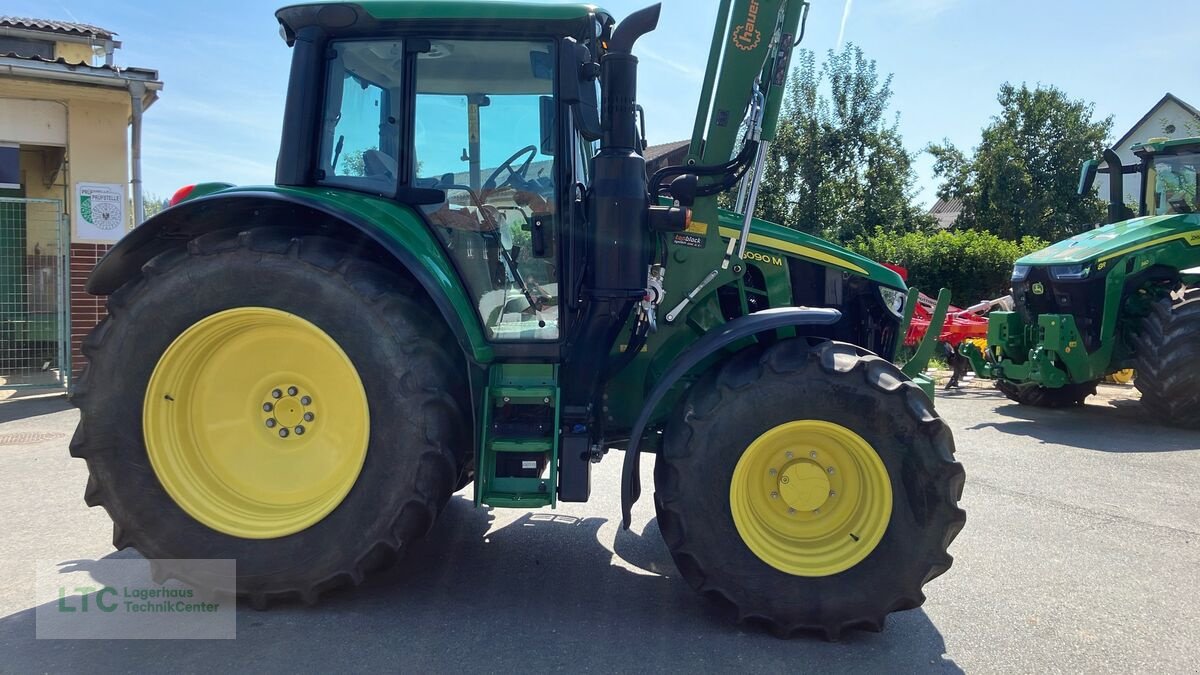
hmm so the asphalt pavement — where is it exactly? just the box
[0,386,1197,673]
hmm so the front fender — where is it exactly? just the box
[87,186,493,363]
[619,307,842,528]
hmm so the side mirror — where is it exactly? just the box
[559,37,602,141]
[539,96,556,156]
[1078,159,1099,196]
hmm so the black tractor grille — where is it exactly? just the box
[1012,267,1105,351]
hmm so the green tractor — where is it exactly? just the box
[70,0,964,638]
[965,137,1200,426]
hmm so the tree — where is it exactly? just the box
[928,83,1113,241]
[753,44,932,243]
[142,192,168,219]
[849,227,1047,305]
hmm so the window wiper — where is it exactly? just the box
[331,135,345,171]
[441,182,546,315]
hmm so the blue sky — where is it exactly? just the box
[13,0,1199,206]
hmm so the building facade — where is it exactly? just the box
[0,17,161,387]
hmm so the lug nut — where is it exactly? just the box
[787,507,796,515]
[287,386,298,396]
[279,428,289,438]
[768,468,777,476]
[827,467,835,475]
[829,490,836,497]
[785,451,793,459]
[263,402,273,412]
[300,396,311,406]
[809,451,817,459]
[271,389,282,399]
[265,419,277,428]
[294,425,305,435]
[770,491,778,499]
[304,412,315,422]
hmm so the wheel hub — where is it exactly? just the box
[776,461,831,512]
[263,385,315,437]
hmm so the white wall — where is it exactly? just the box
[0,98,68,146]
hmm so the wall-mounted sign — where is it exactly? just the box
[74,182,126,243]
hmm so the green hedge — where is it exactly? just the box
[848,228,1047,305]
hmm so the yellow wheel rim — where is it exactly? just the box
[1106,368,1135,385]
[143,307,369,539]
[729,420,893,577]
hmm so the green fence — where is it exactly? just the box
[0,197,68,389]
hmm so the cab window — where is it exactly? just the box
[1151,153,1199,215]
[318,40,404,194]
[413,39,559,340]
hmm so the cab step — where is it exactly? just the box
[476,364,560,509]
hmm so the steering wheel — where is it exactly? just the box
[483,145,538,191]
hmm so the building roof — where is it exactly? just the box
[0,16,116,39]
[928,197,963,229]
[1111,92,1200,151]
[0,51,157,80]
[0,50,161,110]
[644,140,691,163]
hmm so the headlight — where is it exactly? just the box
[1049,264,1089,280]
[878,286,907,319]
[1011,264,1031,281]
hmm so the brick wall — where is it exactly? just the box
[69,243,112,379]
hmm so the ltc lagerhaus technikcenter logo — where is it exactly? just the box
[35,558,236,639]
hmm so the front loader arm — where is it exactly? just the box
[651,0,809,332]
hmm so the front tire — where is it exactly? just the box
[1134,286,1200,428]
[653,339,965,639]
[70,229,471,605]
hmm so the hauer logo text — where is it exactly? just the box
[731,0,762,51]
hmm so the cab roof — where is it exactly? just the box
[1132,136,1200,156]
[279,0,607,27]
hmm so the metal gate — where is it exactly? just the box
[0,197,69,389]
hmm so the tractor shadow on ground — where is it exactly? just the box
[966,399,1199,453]
[0,394,71,425]
[0,495,961,672]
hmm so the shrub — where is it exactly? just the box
[849,227,1047,305]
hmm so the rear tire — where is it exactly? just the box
[1134,286,1200,428]
[995,379,1096,407]
[653,338,965,639]
[70,229,471,605]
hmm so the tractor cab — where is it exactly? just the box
[279,2,616,343]
[1136,138,1200,216]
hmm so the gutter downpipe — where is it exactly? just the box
[128,80,146,225]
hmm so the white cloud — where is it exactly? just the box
[837,0,854,48]
[637,46,704,81]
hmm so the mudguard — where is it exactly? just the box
[87,187,494,363]
[619,306,842,528]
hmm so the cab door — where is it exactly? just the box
[410,38,563,342]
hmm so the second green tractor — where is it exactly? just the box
[964,137,1200,427]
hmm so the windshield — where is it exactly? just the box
[1149,152,1199,215]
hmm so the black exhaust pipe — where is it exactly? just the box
[560,4,660,502]
[1103,148,1125,224]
